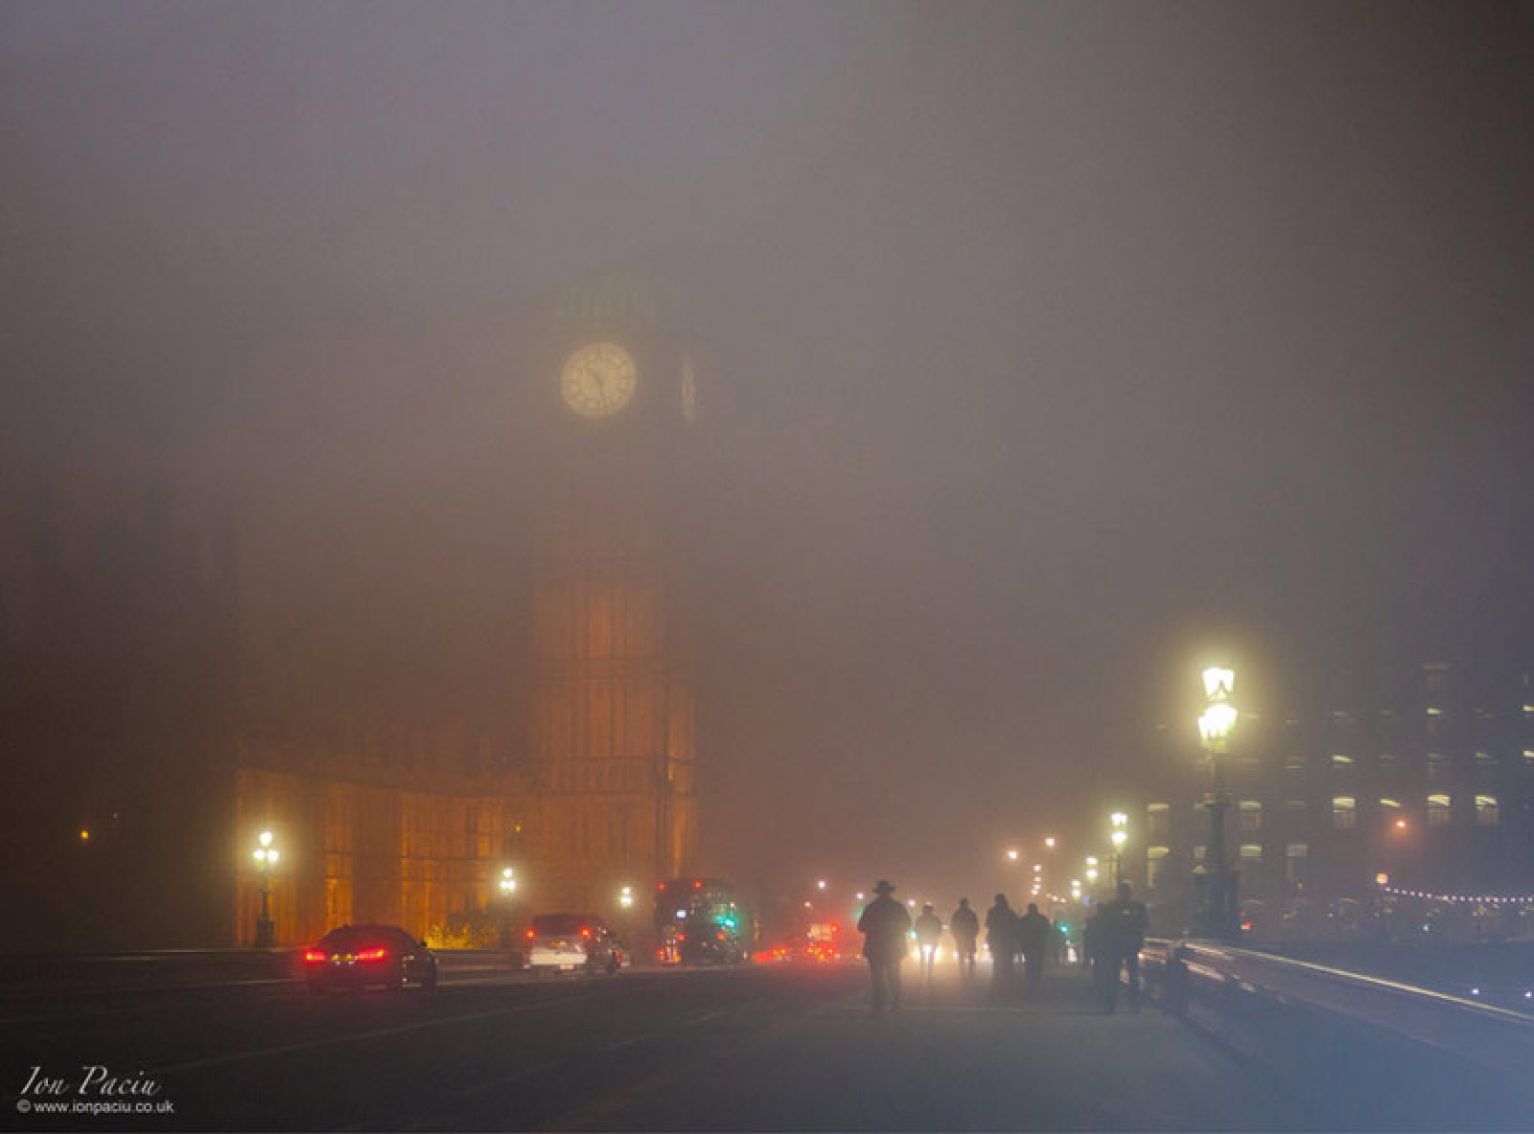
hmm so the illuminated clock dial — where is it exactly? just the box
[561,342,638,417]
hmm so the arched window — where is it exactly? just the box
[1475,795,1499,827]
[1331,796,1357,830]
[1285,843,1308,884]
[1427,794,1451,828]
[1238,800,1262,833]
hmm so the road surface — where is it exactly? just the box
[0,959,1342,1130]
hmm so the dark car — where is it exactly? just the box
[524,913,627,976]
[304,924,439,992]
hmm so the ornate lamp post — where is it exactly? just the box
[1197,666,1239,939]
[252,830,279,948]
[1109,812,1128,886]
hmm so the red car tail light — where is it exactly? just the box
[303,949,327,964]
[580,926,591,939]
[525,928,536,940]
[356,947,389,962]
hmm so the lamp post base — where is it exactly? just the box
[255,918,275,949]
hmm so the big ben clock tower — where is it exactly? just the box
[526,275,699,912]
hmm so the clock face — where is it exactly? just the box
[561,342,638,417]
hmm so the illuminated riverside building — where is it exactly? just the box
[1134,662,1534,943]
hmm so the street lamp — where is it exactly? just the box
[252,830,279,948]
[498,866,519,950]
[1197,665,1240,939]
[618,884,635,910]
[1109,812,1128,885]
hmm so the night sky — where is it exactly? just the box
[4,3,1532,921]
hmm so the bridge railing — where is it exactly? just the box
[1140,937,1534,1128]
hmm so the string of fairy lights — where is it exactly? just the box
[1379,884,1534,907]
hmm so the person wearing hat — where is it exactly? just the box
[856,880,912,1014]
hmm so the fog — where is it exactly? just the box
[4,2,1531,926]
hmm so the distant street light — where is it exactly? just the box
[497,866,519,950]
[816,879,828,891]
[1043,836,1057,850]
[1109,812,1128,885]
[1196,666,1240,939]
[1006,848,1020,862]
[252,830,279,948]
[618,884,635,910]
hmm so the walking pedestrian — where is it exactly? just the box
[914,903,942,982]
[1099,881,1149,1013]
[950,898,979,980]
[1016,902,1051,996]
[985,893,1018,999]
[857,880,912,1015]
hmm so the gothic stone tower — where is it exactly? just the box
[525,276,700,912]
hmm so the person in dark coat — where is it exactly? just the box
[1100,881,1150,1013]
[985,893,1018,998]
[949,898,980,979]
[857,880,912,1014]
[1016,902,1052,995]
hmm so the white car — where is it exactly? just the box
[524,913,627,975]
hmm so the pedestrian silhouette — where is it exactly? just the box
[984,893,1018,999]
[949,898,979,980]
[1016,901,1051,996]
[914,903,942,983]
[857,880,912,1015]
[1099,880,1149,1013]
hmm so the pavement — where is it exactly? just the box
[0,958,1359,1131]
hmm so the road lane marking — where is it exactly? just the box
[147,991,594,1076]
[452,1060,559,1101]
[601,1030,664,1052]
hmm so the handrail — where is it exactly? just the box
[1142,936,1534,1082]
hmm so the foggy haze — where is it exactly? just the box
[4,2,1532,916]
